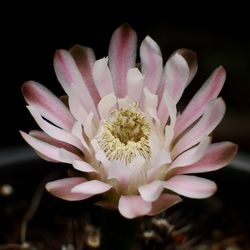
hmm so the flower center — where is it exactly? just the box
[97,103,151,164]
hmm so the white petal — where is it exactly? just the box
[118,195,152,219]
[139,180,164,202]
[71,180,112,195]
[73,160,97,173]
[93,57,114,97]
[97,93,117,119]
[127,68,144,103]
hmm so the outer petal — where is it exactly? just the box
[173,98,225,157]
[71,180,112,197]
[149,194,182,216]
[93,57,114,97]
[27,106,84,151]
[157,49,197,123]
[170,136,211,169]
[118,195,152,219]
[22,81,75,130]
[70,45,100,105]
[20,131,81,163]
[46,177,89,201]
[164,175,217,199]
[138,180,164,202]
[73,160,97,173]
[29,130,81,156]
[54,50,98,117]
[174,66,226,137]
[175,142,238,175]
[140,36,163,93]
[108,24,137,98]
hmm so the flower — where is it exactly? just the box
[20,24,237,219]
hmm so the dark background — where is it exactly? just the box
[1,4,250,153]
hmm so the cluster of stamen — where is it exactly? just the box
[97,103,151,164]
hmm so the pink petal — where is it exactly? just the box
[93,57,114,97]
[157,50,197,124]
[29,130,81,156]
[22,81,75,130]
[118,195,152,219]
[127,68,144,103]
[108,24,137,98]
[95,200,117,210]
[27,106,84,151]
[73,160,97,173]
[140,36,163,93]
[138,180,164,202]
[70,45,100,106]
[170,136,210,169]
[164,175,217,199]
[20,131,81,163]
[54,50,98,116]
[173,98,225,157]
[149,194,182,216]
[71,180,112,197]
[163,49,197,101]
[174,66,226,137]
[175,142,238,175]
[46,177,89,201]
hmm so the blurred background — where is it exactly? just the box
[1,3,250,160]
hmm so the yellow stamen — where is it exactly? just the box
[97,103,151,164]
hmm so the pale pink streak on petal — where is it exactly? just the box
[29,130,81,156]
[164,175,217,199]
[22,81,75,130]
[70,45,100,106]
[138,180,164,202]
[68,88,89,125]
[118,195,152,219]
[54,50,98,116]
[175,142,238,175]
[93,57,114,97]
[175,66,226,137]
[157,49,197,102]
[108,24,137,98]
[20,131,81,163]
[73,160,97,173]
[46,177,89,201]
[173,98,225,158]
[71,121,92,157]
[149,194,182,216]
[127,68,144,103]
[158,91,177,129]
[143,87,158,111]
[140,36,163,93]
[27,106,84,151]
[170,136,210,169]
[71,180,112,196]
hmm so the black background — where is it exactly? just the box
[1,3,250,152]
